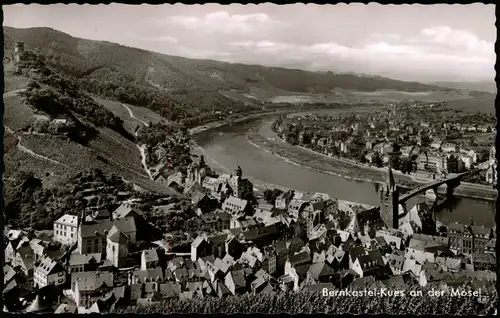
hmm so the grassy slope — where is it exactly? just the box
[3,76,176,196]
[94,97,167,134]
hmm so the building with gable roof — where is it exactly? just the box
[77,217,136,255]
[226,166,254,201]
[11,238,35,277]
[34,256,66,288]
[224,270,247,295]
[69,253,102,273]
[191,234,211,262]
[141,249,160,270]
[345,213,361,234]
[112,202,143,220]
[221,196,253,217]
[74,272,114,308]
[447,222,493,254]
[106,225,129,268]
[53,214,79,245]
[348,246,385,278]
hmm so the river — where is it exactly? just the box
[195,116,496,228]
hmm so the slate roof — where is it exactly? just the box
[243,224,279,241]
[210,233,229,245]
[69,253,102,266]
[307,262,336,280]
[222,196,250,213]
[133,267,164,282]
[191,191,209,205]
[113,286,126,300]
[107,226,129,244]
[274,241,288,254]
[142,249,159,263]
[472,253,496,265]
[386,253,404,270]
[174,268,189,282]
[448,222,466,234]
[71,271,101,287]
[192,234,209,249]
[75,272,113,292]
[228,270,246,288]
[112,203,143,219]
[80,218,136,238]
[288,251,311,266]
[55,214,78,227]
[36,257,62,276]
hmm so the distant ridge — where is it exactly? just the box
[429,81,496,94]
[4,26,449,96]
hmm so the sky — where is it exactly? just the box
[3,3,496,83]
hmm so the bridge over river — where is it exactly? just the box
[399,170,480,203]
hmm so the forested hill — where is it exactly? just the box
[4,26,453,123]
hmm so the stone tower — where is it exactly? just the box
[14,41,25,63]
[380,165,400,229]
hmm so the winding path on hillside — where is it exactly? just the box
[4,89,70,168]
[4,124,68,168]
[120,104,154,180]
[121,103,150,127]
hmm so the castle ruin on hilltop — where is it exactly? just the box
[14,41,25,63]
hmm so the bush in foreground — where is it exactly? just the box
[112,287,497,315]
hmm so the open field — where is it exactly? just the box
[221,86,474,106]
[94,96,167,128]
[93,97,143,135]
[442,94,496,114]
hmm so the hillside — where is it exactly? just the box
[3,52,179,197]
[3,26,472,124]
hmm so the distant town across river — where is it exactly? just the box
[195,116,495,228]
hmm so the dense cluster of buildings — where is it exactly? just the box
[4,160,497,313]
[274,107,497,185]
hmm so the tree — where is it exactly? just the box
[358,153,367,164]
[373,155,383,167]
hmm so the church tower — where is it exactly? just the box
[380,165,400,229]
[235,166,243,179]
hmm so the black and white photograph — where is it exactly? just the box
[2,3,497,315]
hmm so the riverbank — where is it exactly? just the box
[246,123,497,202]
[189,111,288,136]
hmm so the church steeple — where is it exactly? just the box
[380,164,400,229]
[199,155,206,168]
[235,166,243,179]
[386,163,396,192]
